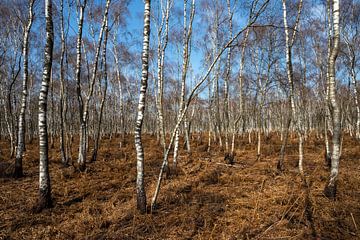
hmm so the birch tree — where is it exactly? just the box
[77,0,110,171]
[91,19,109,162]
[74,0,87,170]
[173,0,195,169]
[324,0,341,199]
[59,0,69,166]
[14,0,35,178]
[151,0,270,211]
[342,3,360,139]
[135,0,151,214]
[36,0,54,212]
[279,0,303,173]
[155,0,171,166]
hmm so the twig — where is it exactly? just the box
[351,212,358,231]
[213,162,244,168]
[254,220,280,239]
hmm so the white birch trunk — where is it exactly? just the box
[14,0,35,178]
[77,0,110,171]
[135,0,151,214]
[282,0,304,174]
[150,1,270,209]
[173,0,195,168]
[324,0,341,199]
[37,0,54,212]
[91,19,109,162]
[59,0,68,166]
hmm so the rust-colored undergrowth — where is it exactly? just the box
[0,134,359,239]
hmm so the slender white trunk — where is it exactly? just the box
[135,0,151,214]
[14,0,35,178]
[224,0,233,153]
[59,0,68,166]
[282,0,303,174]
[91,19,109,162]
[231,28,249,156]
[173,0,195,168]
[150,0,269,210]
[156,0,171,157]
[37,0,54,212]
[77,0,110,170]
[75,0,87,170]
[324,0,341,199]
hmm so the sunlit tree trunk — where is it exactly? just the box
[111,34,125,148]
[173,0,195,169]
[91,19,109,162]
[75,0,87,170]
[344,37,360,140]
[77,0,110,171]
[324,0,332,167]
[281,0,303,174]
[150,1,270,209]
[14,0,35,178]
[324,0,341,199]
[36,0,54,212]
[155,0,171,160]
[59,0,68,166]
[135,0,151,214]
[224,0,233,154]
[231,28,249,157]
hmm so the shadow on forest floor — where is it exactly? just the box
[0,134,359,239]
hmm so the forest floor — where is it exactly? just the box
[0,134,360,239]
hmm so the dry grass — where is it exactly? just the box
[0,134,359,239]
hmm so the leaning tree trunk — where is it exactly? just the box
[36,0,54,212]
[324,0,341,199]
[173,0,195,169]
[155,0,171,165]
[91,19,109,162]
[149,1,270,210]
[135,0,151,214]
[14,0,35,178]
[77,0,110,171]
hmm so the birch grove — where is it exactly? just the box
[0,0,358,216]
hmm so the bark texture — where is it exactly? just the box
[14,0,35,178]
[36,0,54,212]
[135,0,151,214]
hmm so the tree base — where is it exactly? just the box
[61,161,70,168]
[276,160,285,172]
[33,191,53,213]
[224,153,235,165]
[78,163,86,172]
[324,183,337,200]
[13,166,23,178]
[90,152,97,163]
[324,152,331,168]
[137,196,147,214]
